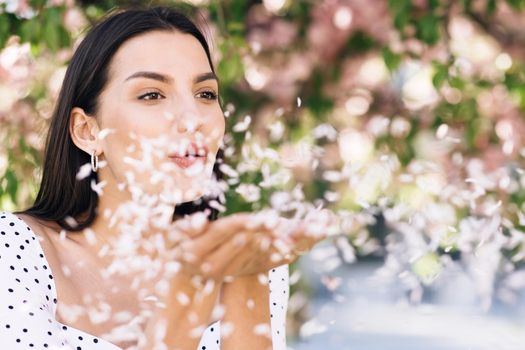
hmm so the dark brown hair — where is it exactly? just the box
[16,6,222,231]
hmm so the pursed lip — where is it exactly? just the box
[168,142,209,159]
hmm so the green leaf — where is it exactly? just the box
[388,0,411,31]
[415,14,441,45]
[432,63,449,88]
[305,70,334,119]
[506,0,525,10]
[19,17,40,46]
[28,0,46,7]
[388,0,411,13]
[345,31,376,53]
[217,50,243,84]
[5,169,18,204]
[462,0,473,11]
[43,8,60,50]
[42,7,70,51]
[428,0,440,10]
[226,21,244,35]
[449,76,466,90]
[382,47,401,72]
[0,13,10,49]
[486,0,497,14]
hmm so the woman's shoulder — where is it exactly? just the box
[0,213,107,350]
[0,211,63,275]
[0,211,59,304]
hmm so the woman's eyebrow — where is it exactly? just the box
[194,72,219,84]
[125,71,172,83]
[124,71,218,84]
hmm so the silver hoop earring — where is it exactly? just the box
[91,150,99,172]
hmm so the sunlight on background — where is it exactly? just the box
[2,1,525,349]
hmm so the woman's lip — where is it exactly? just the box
[169,155,206,169]
[168,143,210,158]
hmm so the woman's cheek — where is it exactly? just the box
[211,113,226,137]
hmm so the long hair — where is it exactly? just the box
[16,7,222,231]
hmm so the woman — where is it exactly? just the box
[0,6,331,350]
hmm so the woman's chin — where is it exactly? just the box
[181,187,206,203]
[156,183,208,205]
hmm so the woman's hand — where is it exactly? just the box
[170,209,339,279]
[139,209,338,349]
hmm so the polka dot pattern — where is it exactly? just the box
[0,212,289,349]
[0,212,120,350]
[269,265,289,349]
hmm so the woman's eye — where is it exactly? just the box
[196,90,218,100]
[138,92,164,100]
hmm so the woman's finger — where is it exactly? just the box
[170,211,210,239]
[221,233,296,276]
[184,213,257,260]
[199,231,249,278]
[167,214,246,262]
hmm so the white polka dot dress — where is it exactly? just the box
[269,265,289,349]
[0,212,289,349]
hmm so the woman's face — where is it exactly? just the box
[95,30,225,203]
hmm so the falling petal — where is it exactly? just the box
[320,275,342,291]
[257,273,269,285]
[253,323,271,337]
[90,179,107,196]
[76,162,92,180]
[176,292,190,305]
[97,128,116,140]
[300,318,327,338]
[232,115,252,132]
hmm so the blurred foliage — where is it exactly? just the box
[3,0,525,315]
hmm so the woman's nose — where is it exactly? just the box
[177,112,204,134]
[174,102,204,134]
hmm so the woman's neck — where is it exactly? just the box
[70,179,177,278]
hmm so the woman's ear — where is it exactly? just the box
[69,107,102,155]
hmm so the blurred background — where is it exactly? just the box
[2,0,525,349]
